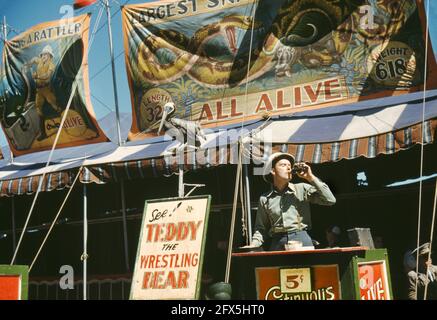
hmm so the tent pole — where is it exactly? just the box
[178,165,184,197]
[120,180,130,272]
[11,196,16,254]
[104,0,122,146]
[83,183,88,300]
[2,16,14,163]
[2,16,6,40]
[243,165,252,243]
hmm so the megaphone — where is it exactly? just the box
[157,102,176,134]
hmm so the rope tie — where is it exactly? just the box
[415,0,431,299]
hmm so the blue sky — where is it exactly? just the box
[1,0,437,149]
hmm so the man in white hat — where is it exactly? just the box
[243,152,336,251]
[27,44,62,141]
[407,242,437,300]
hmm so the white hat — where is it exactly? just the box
[41,45,54,57]
[412,242,431,256]
[262,152,295,183]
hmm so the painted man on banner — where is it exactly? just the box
[26,45,62,141]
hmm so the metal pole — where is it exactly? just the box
[120,180,130,272]
[2,16,6,40]
[2,16,14,163]
[243,165,252,243]
[83,183,88,300]
[3,19,17,256]
[225,148,243,283]
[11,197,16,254]
[178,165,184,197]
[104,0,122,146]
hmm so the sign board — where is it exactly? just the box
[358,260,391,300]
[255,265,341,300]
[0,265,29,300]
[130,195,211,300]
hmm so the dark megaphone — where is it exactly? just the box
[158,102,176,134]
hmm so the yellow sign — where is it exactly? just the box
[280,268,311,293]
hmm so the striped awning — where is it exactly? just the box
[0,91,436,196]
[82,145,238,184]
[0,169,78,197]
[0,120,261,196]
[266,119,437,163]
[251,90,437,163]
[82,118,437,184]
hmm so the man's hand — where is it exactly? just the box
[296,163,316,182]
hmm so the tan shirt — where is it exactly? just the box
[250,178,336,247]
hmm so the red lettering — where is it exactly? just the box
[140,255,148,269]
[153,271,164,289]
[189,221,203,240]
[277,90,291,109]
[142,271,190,289]
[148,255,156,268]
[255,93,273,113]
[199,104,214,121]
[176,222,189,241]
[230,98,243,117]
[165,223,176,241]
[146,224,154,242]
[324,79,341,100]
[165,271,177,289]
[142,272,152,289]
[216,101,229,120]
[178,271,189,289]
[294,87,301,106]
[304,82,323,103]
[145,221,203,243]
[154,224,162,242]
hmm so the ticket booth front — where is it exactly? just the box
[231,247,392,300]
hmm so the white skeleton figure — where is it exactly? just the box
[274,45,298,78]
[158,102,207,154]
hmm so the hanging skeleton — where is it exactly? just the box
[158,102,207,154]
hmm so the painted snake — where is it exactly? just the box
[135,0,410,88]
[136,14,277,88]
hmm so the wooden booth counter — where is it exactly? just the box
[231,247,392,300]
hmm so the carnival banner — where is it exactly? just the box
[0,14,108,156]
[122,0,436,140]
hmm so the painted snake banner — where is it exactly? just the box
[0,14,108,156]
[122,0,437,140]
